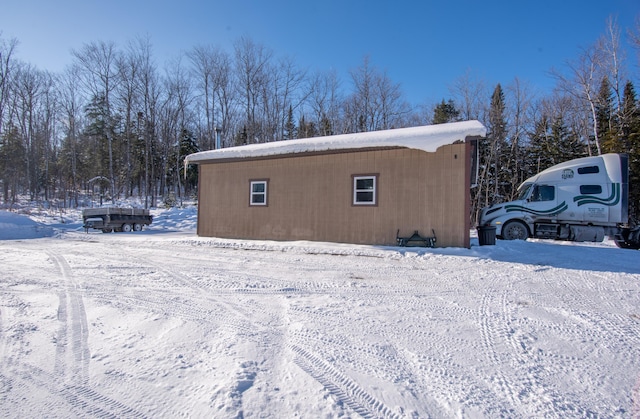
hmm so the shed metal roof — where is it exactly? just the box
[185,120,486,164]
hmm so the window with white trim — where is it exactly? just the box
[353,175,377,205]
[250,180,268,206]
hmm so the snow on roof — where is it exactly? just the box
[185,120,486,164]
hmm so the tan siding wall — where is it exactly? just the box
[197,143,470,247]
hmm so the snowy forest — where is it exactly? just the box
[1,16,639,224]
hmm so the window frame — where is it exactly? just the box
[352,174,378,206]
[580,185,603,195]
[529,184,555,202]
[249,179,269,206]
[578,166,600,175]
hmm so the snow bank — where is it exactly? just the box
[0,210,55,240]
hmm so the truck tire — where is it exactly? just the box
[102,228,113,233]
[122,223,133,232]
[133,223,142,232]
[614,239,640,250]
[501,221,529,240]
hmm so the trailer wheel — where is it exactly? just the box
[501,221,529,240]
[133,223,142,232]
[122,223,133,233]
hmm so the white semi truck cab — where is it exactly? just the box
[478,153,640,249]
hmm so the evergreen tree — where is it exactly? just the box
[83,94,110,191]
[596,77,616,152]
[604,81,640,223]
[488,84,509,201]
[620,82,639,141]
[284,105,297,140]
[319,113,333,137]
[528,112,585,176]
[179,128,200,196]
[0,123,27,203]
[527,114,554,174]
[297,115,317,139]
[472,85,510,220]
[432,99,459,124]
[234,126,248,146]
[550,115,580,162]
[167,128,200,200]
[82,93,124,200]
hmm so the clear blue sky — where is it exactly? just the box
[1,0,639,105]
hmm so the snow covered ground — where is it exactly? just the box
[0,205,639,418]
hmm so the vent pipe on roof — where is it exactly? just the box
[215,127,221,150]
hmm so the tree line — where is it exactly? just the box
[1,16,639,224]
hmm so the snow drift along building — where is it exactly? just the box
[185,120,486,248]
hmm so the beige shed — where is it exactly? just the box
[185,120,486,248]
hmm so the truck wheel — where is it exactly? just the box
[122,223,133,232]
[502,221,529,240]
[133,223,142,232]
[614,239,640,250]
[102,228,113,233]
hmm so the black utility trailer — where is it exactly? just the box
[82,208,153,233]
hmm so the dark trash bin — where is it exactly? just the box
[477,225,496,246]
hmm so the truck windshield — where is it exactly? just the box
[516,183,532,200]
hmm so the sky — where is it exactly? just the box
[1,0,639,106]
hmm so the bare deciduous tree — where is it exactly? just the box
[12,63,46,199]
[234,36,272,143]
[56,65,84,206]
[449,69,487,122]
[160,55,194,203]
[262,55,307,141]
[188,44,227,149]
[597,16,626,119]
[505,77,533,199]
[553,44,603,155]
[347,56,408,132]
[72,40,121,201]
[0,34,18,135]
[306,69,343,136]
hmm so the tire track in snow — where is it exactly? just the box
[487,264,591,417]
[289,344,401,419]
[374,317,509,416]
[572,270,640,349]
[0,307,14,416]
[155,255,403,417]
[550,267,640,413]
[72,252,281,417]
[45,250,146,418]
[481,267,606,418]
[89,245,488,417]
[114,249,298,417]
[496,288,576,418]
[75,245,281,341]
[273,258,500,416]
[537,265,640,365]
[47,250,91,386]
[286,284,510,416]
[479,289,520,416]
[0,288,45,416]
[118,248,405,417]
[15,362,147,418]
[0,293,33,369]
